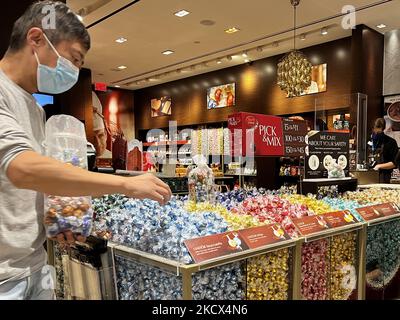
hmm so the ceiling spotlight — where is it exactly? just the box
[225,27,240,34]
[244,59,250,63]
[376,24,387,29]
[321,27,328,35]
[162,50,174,55]
[115,37,128,44]
[272,41,279,48]
[200,20,216,26]
[135,81,140,85]
[226,55,233,61]
[174,10,190,17]
[300,33,306,41]
[76,15,83,22]
[217,59,222,64]
[256,46,263,52]
[115,85,121,88]
[242,51,248,58]
[117,65,127,70]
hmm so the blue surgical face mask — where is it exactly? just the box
[34,33,79,94]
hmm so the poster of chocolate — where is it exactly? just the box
[92,90,135,165]
[305,132,350,179]
[384,95,400,147]
[151,96,172,117]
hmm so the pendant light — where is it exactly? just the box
[277,0,312,98]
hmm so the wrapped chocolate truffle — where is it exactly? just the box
[43,115,93,238]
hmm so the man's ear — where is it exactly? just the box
[26,27,46,49]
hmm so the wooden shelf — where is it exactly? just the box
[278,175,301,180]
[143,140,191,147]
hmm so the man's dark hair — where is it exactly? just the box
[8,1,90,53]
[374,118,386,130]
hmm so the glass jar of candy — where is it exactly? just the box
[188,155,215,203]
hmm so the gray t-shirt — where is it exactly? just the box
[0,69,47,282]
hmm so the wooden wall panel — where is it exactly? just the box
[0,0,66,58]
[135,37,353,132]
[54,68,94,143]
[351,25,384,130]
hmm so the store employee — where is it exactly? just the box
[0,1,171,300]
[371,118,399,183]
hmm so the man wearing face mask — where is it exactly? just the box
[0,1,171,300]
[371,118,399,183]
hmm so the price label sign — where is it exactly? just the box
[184,224,290,263]
[356,203,400,221]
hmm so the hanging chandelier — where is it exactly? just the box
[277,0,312,98]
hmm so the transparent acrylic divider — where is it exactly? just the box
[314,93,368,170]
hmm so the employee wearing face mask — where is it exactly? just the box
[371,118,399,183]
[0,1,171,300]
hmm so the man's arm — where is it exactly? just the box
[374,162,396,170]
[7,151,171,203]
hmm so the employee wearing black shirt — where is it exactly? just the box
[372,118,399,183]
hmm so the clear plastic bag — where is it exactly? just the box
[327,159,345,179]
[188,155,215,203]
[44,115,93,238]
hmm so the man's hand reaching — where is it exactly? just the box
[122,173,172,205]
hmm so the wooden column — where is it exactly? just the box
[54,68,94,144]
[351,24,384,130]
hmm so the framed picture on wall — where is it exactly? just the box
[384,95,400,146]
[151,96,172,117]
[300,63,327,96]
[207,83,236,109]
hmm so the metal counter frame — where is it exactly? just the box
[108,238,298,300]
[47,215,400,300]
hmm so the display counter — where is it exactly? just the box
[109,238,298,300]
[298,178,358,195]
[343,185,400,299]
[293,222,365,300]
[351,170,380,185]
[47,185,400,301]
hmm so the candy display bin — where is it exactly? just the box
[364,215,400,300]
[292,223,366,300]
[355,184,400,299]
[108,236,298,300]
[47,237,116,300]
